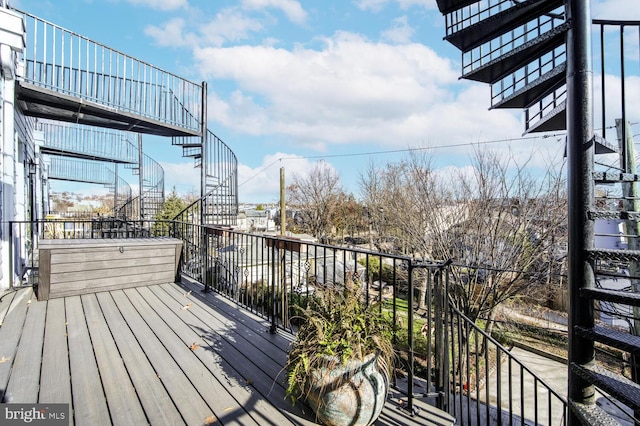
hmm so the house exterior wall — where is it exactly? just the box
[0,6,27,290]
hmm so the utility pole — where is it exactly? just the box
[280,167,286,235]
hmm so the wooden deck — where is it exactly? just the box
[0,279,455,426]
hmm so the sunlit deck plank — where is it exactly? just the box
[0,283,455,426]
[39,297,73,424]
[148,283,315,425]
[0,288,33,402]
[65,296,111,424]
[109,290,215,426]
[95,291,184,426]
[139,285,294,425]
[123,287,261,426]
[4,293,45,403]
[82,294,148,425]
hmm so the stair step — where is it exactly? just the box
[594,171,640,184]
[569,400,623,426]
[526,99,566,133]
[575,325,640,355]
[492,62,566,109]
[444,0,565,51]
[588,210,640,221]
[571,363,640,413]
[581,287,640,307]
[435,0,476,14]
[586,248,640,263]
[463,22,569,84]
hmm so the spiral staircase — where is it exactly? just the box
[36,120,165,219]
[12,7,237,225]
[435,0,639,424]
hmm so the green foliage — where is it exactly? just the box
[155,187,187,221]
[285,279,395,403]
[151,187,187,235]
[358,257,396,283]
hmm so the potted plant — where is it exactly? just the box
[285,277,395,426]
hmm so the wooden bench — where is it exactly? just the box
[37,238,183,300]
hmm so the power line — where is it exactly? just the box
[238,133,566,188]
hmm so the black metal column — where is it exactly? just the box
[566,0,596,422]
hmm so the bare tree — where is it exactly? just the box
[287,161,346,240]
[360,149,567,336]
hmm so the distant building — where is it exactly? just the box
[236,209,274,232]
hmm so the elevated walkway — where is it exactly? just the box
[37,121,165,219]
[14,8,203,138]
[47,157,133,218]
[8,6,238,226]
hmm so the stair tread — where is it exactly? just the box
[569,400,623,426]
[444,0,565,51]
[463,22,569,84]
[588,210,640,221]
[435,0,476,14]
[593,171,640,183]
[580,287,640,307]
[575,325,640,355]
[492,63,566,109]
[586,248,640,263]
[571,363,640,412]
[526,99,566,133]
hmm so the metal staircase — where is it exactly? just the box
[10,7,239,224]
[14,8,203,138]
[46,156,133,218]
[36,120,165,219]
[172,129,238,226]
[435,0,639,424]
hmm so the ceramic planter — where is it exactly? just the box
[304,353,390,426]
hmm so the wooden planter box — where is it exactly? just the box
[37,238,183,300]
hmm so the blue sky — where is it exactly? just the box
[18,0,640,204]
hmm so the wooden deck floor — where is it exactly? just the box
[0,279,454,426]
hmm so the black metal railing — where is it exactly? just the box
[9,219,570,424]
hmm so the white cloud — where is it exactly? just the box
[241,0,307,24]
[126,0,188,11]
[382,16,415,43]
[355,0,436,12]
[592,0,640,20]
[196,30,526,158]
[145,18,195,47]
[145,9,263,48]
[355,0,389,12]
[160,162,201,195]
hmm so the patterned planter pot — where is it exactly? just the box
[305,353,390,426]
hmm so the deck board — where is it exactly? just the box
[39,297,73,423]
[66,296,111,425]
[139,285,290,425]
[82,294,148,425]
[0,289,33,402]
[109,290,214,426]
[0,283,455,426]
[95,291,184,426]
[4,294,45,403]
[123,287,260,426]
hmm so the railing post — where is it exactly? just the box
[434,264,446,412]
[407,262,415,412]
[269,238,278,334]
